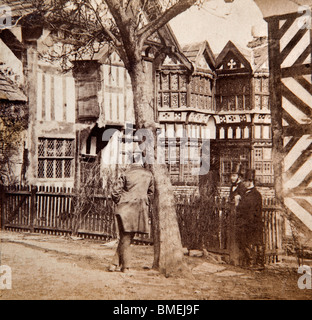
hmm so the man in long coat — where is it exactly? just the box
[109,156,154,273]
[228,163,247,264]
[229,163,246,206]
[236,169,264,269]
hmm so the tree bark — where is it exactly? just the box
[129,60,191,277]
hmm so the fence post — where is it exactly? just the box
[0,185,5,230]
[30,185,37,232]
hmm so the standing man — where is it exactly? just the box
[228,163,247,265]
[236,169,264,269]
[229,163,246,207]
[109,154,154,273]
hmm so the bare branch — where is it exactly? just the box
[84,0,122,47]
[137,0,198,45]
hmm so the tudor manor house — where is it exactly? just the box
[0,2,274,200]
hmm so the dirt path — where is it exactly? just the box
[0,231,311,300]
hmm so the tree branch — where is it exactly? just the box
[137,0,198,44]
[84,0,122,48]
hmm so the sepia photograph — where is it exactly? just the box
[0,0,311,305]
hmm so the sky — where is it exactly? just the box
[169,0,268,53]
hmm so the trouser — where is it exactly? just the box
[236,226,265,267]
[111,215,135,270]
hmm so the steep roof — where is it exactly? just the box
[215,40,269,74]
[248,37,269,72]
[182,41,216,72]
[0,71,26,102]
[0,0,35,18]
[216,41,252,74]
[183,42,204,64]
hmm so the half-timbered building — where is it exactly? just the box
[0,0,275,199]
[213,39,274,197]
[157,41,217,188]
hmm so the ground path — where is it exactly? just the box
[0,231,311,300]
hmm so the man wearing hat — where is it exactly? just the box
[109,153,154,273]
[229,163,246,207]
[236,169,265,269]
[228,163,247,265]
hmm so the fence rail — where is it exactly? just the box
[176,196,285,264]
[0,185,117,241]
[0,185,285,263]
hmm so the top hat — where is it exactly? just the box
[244,169,256,181]
[231,163,243,175]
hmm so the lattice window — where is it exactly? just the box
[64,160,72,178]
[189,75,213,110]
[216,77,251,111]
[254,149,263,160]
[56,160,63,178]
[38,138,74,179]
[253,147,274,185]
[254,77,270,110]
[46,159,54,178]
[180,93,187,107]
[220,148,250,186]
[160,136,202,186]
[157,72,189,109]
[255,162,263,173]
[38,159,45,178]
[38,140,45,157]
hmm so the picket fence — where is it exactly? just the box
[175,196,284,264]
[0,185,285,262]
[0,185,150,243]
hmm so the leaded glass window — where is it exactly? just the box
[38,138,74,179]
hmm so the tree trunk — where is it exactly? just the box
[129,61,191,277]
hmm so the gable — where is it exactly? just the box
[216,41,252,75]
[162,54,184,67]
[197,56,211,70]
[220,52,248,70]
[183,41,216,73]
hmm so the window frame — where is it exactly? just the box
[37,138,75,180]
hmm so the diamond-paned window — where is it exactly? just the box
[56,140,64,157]
[64,160,72,178]
[157,72,190,109]
[38,159,45,178]
[56,160,63,178]
[190,75,213,110]
[46,160,54,178]
[38,138,74,179]
[253,148,274,186]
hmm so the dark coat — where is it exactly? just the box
[229,180,247,204]
[236,187,264,245]
[112,165,154,234]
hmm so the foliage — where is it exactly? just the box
[23,0,213,274]
[0,102,28,185]
[71,159,115,236]
[30,0,203,71]
[287,219,312,266]
[176,171,225,250]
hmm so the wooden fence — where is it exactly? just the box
[0,185,285,263]
[0,185,117,241]
[176,196,285,264]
